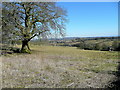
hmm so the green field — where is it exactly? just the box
[2,45,119,88]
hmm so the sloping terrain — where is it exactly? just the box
[2,46,119,88]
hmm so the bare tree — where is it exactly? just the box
[2,2,67,53]
[2,5,16,45]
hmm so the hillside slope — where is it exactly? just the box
[2,46,119,88]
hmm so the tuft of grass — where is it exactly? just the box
[44,65,54,72]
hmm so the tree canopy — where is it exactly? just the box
[2,2,67,52]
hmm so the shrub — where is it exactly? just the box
[112,41,120,51]
[100,44,109,51]
[94,44,101,50]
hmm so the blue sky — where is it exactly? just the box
[57,2,118,37]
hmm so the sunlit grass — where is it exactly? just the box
[2,45,119,88]
[31,45,118,59]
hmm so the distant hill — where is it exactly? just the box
[49,36,119,41]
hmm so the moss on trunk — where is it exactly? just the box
[21,40,31,54]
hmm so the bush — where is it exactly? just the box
[94,44,100,50]
[76,42,110,51]
[100,44,109,51]
[112,41,120,51]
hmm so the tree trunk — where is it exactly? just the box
[21,40,31,53]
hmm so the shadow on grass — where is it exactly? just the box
[1,46,46,56]
[106,61,120,89]
[1,46,21,55]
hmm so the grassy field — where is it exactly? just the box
[1,45,119,88]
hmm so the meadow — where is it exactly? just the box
[1,45,119,88]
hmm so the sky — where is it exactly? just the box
[56,2,118,37]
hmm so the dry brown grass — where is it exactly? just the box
[2,45,119,88]
[0,57,2,89]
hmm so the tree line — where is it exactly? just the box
[72,39,120,51]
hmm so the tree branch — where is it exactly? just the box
[29,29,50,41]
[33,15,60,23]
